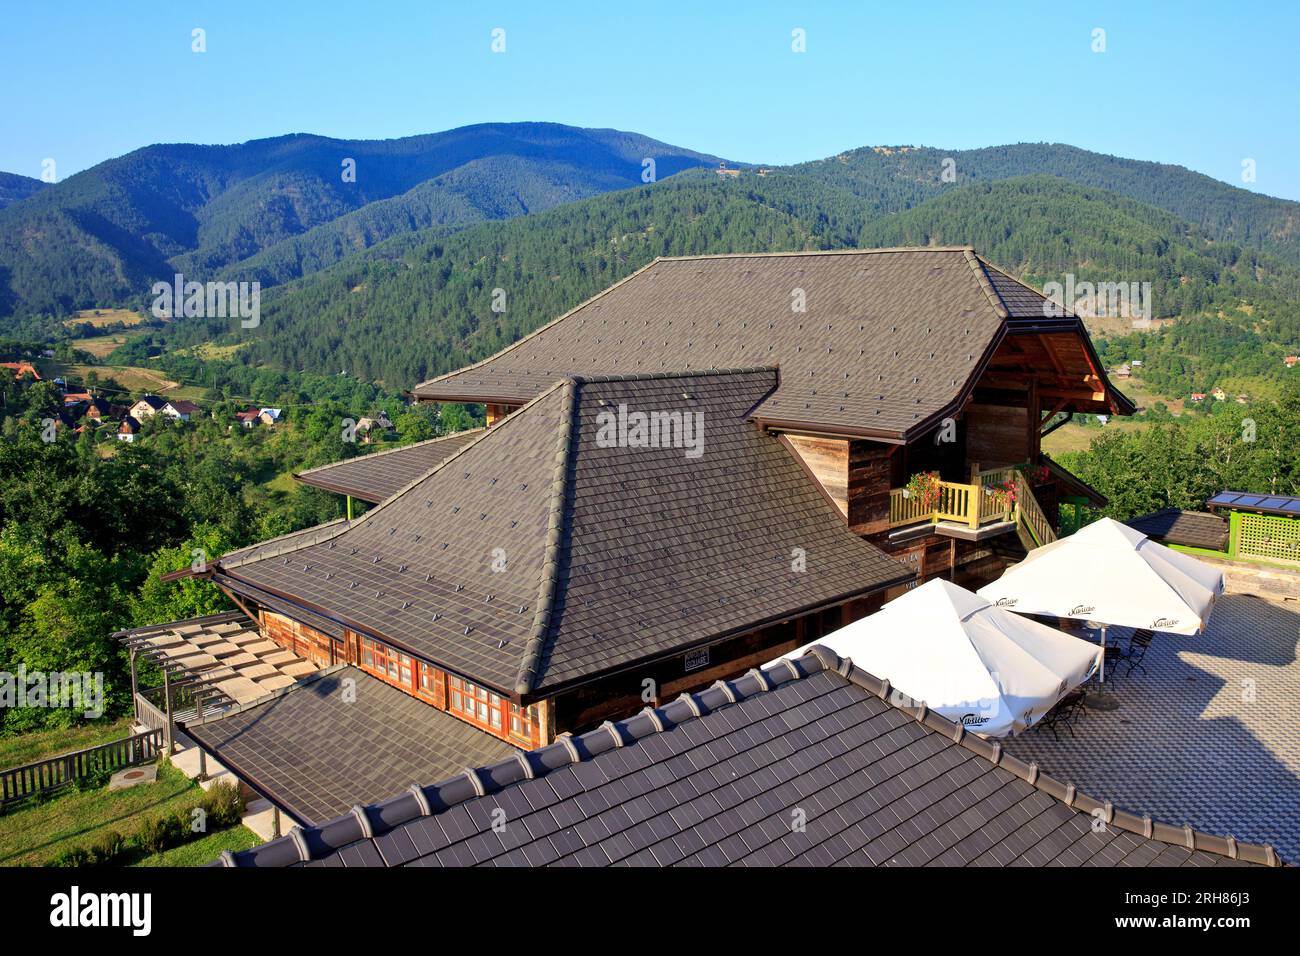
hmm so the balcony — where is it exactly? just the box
[888,465,1054,544]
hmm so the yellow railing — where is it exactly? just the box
[888,475,1014,530]
[1014,471,1057,548]
[889,487,932,527]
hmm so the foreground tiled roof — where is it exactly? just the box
[295,430,484,503]
[1126,509,1229,552]
[184,665,516,826]
[217,369,912,696]
[216,648,1280,867]
[413,248,1119,440]
[115,611,319,705]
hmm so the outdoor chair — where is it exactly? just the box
[1035,689,1086,741]
[1123,629,1155,678]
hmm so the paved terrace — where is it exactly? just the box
[1005,594,1300,862]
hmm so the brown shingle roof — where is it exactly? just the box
[216,648,1280,868]
[412,248,1114,439]
[183,665,516,826]
[295,430,484,503]
[217,369,912,696]
[1126,509,1229,551]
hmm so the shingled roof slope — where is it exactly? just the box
[1125,509,1229,552]
[218,369,911,696]
[295,429,484,504]
[217,649,1280,868]
[184,666,515,826]
[412,248,1106,439]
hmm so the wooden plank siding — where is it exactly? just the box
[783,435,849,516]
[848,440,894,534]
[259,611,338,667]
[964,402,1033,467]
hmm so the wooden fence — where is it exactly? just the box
[0,728,165,806]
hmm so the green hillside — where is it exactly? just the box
[0,123,730,319]
[135,166,1300,398]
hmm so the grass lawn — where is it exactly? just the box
[1042,418,1150,455]
[130,823,261,866]
[64,308,146,328]
[44,361,179,395]
[0,761,213,866]
[0,717,135,769]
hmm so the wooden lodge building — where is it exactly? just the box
[130,247,1133,829]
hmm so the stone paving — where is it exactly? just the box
[1006,594,1300,863]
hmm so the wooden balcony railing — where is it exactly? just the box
[888,466,1016,530]
[1014,470,1058,548]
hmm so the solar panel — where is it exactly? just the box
[1207,490,1300,517]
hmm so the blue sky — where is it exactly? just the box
[3,0,1298,199]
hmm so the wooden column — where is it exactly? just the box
[129,650,138,724]
[1027,379,1040,462]
[162,668,174,756]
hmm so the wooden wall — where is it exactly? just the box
[964,403,1032,466]
[848,441,894,533]
[259,610,339,667]
[784,435,848,516]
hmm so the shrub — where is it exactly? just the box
[87,829,126,866]
[49,845,90,867]
[136,813,184,855]
[200,781,245,829]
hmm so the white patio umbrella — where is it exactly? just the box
[976,517,1225,679]
[773,578,1102,736]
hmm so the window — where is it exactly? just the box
[448,675,504,733]
[417,661,439,698]
[359,635,413,690]
[509,701,535,740]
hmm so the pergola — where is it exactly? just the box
[115,611,319,775]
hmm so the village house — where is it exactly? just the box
[131,247,1135,833]
[161,399,201,421]
[128,395,168,420]
[0,361,41,381]
[117,416,141,443]
[234,407,261,428]
[1285,356,1299,368]
[1211,386,1228,401]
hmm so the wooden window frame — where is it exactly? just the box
[448,674,505,735]
[358,635,415,692]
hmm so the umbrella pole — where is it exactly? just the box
[1099,626,1107,683]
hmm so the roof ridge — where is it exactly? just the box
[514,380,579,694]
[219,382,570,572]
[221,648,1282,868]
[569,365,777,386]
[216,517,351,570]
[293,427,486,478]
[963,250,1010,320]
[657,246,976,261]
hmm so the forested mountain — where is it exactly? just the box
[0,172,46,210]
[781,144,1300,261]
[0,123,729,319]
[128,160,1296,390]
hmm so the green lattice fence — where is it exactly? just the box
[1237,512,1300,564]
